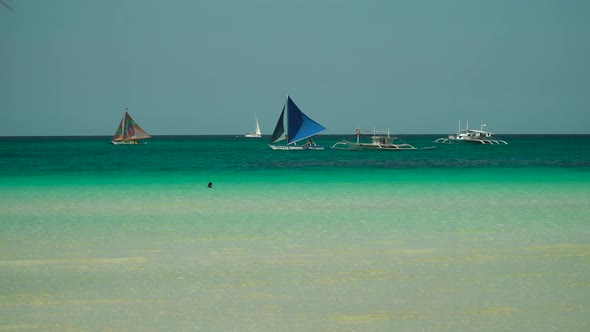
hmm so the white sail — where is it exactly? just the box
[245,113,262,138]
[254,115,261,135]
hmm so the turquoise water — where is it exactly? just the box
[1,135,589,331]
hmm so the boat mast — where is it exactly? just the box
[123,107,128,141]
[285,97,289,144]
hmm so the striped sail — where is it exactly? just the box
[112,111,151,142]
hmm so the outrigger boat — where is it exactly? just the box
[434,121,507,145]
[269,96,327,150]
[111,108,151,145]
[331,128,417,151]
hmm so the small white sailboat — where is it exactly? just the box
[269,96,327,150]
[111,108,151,145]
[245,113,262,138]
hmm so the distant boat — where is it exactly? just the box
[111,108,151,145]
[434,121,507,145]
[245,113,262,138]
[331,128,417,151]
[269,96,327,150]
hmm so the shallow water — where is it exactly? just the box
[1,135,589,331]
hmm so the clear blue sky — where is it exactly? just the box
[1,0,589,135]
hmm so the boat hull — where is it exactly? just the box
[332,141,416,151]
[111,140,148,145]
[434,138,507,145]
[245,134,262,138]
[269,144,324,150]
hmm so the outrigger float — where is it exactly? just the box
[331,128,417,151]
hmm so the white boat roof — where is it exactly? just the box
[463,129,492,134]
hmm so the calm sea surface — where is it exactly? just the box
[1,135,589,331]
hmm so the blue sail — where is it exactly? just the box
[286,96,326,144]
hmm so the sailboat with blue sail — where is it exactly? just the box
[269,96,327,150]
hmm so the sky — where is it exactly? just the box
[1,0,589,136]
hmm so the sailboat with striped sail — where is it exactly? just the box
[111,108,151,145]
[269,96,327,150]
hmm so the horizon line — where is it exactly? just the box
[1,133,589,139]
